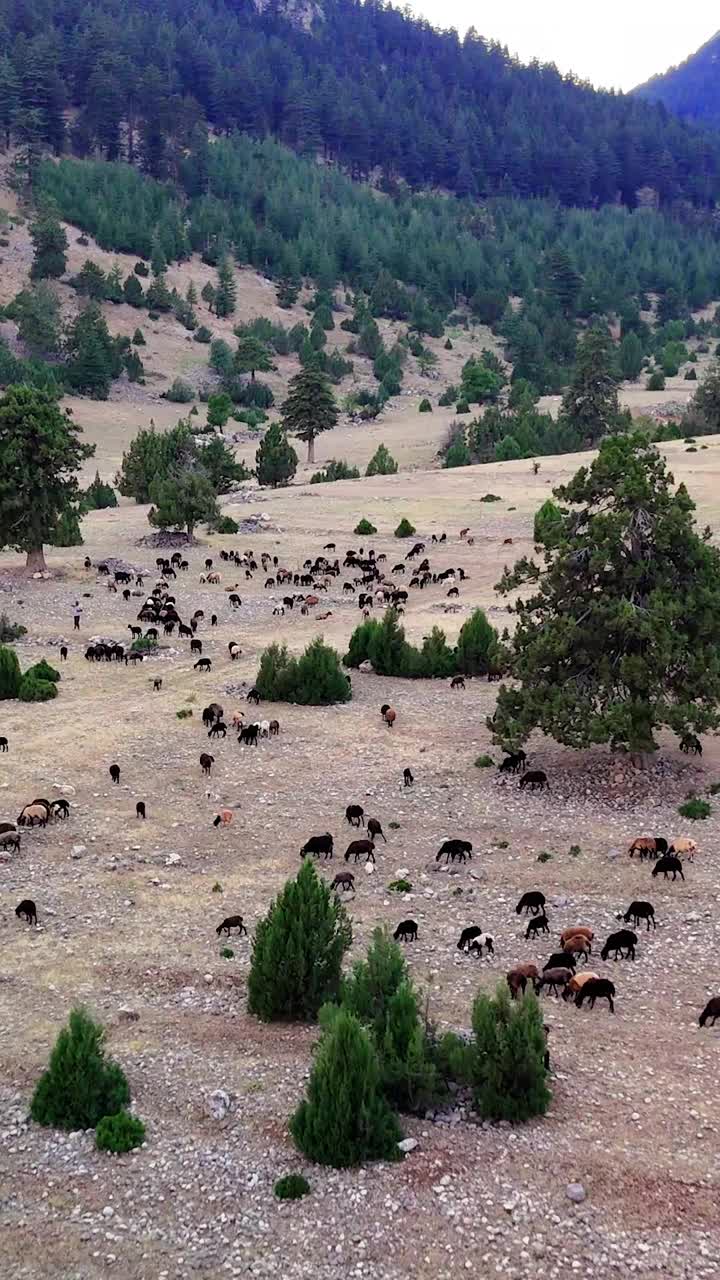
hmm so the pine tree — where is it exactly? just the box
[0,645,22,699]
[150,233,167,277]
[148,468,220,538]
[186,280,198,306]
[684,359,720,432]
[276,276,300,308]
[214,257,237,318]
[0,385,94,571]
[30,1007,130,1131]
[533,499,565,547]
[123,274,145,307]
[234,334,273,381]
[255,422,297,487]
[545,247,582,316]
[619,331,643,380]
[248,859,352,1021]
[0,55,20,149]
[64,305,121,399]
[6,282,61,355]
[29,207,68,279]
[471,985,550,1124]
[201,280,216,310]
[281,366,338,463]
[455,609,498,676]
[559,327,622,444]
[145,273,174,312]
[199,434,249,491]
[366,444,398,476]
[492,433,720,761]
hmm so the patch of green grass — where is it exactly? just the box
[474,754,494,768]
[678,798,711,821]
[212,882,223,893]
[536,851,553,863]
[388,821,401,830]
[388,878,412,893]
[480,493,501,503]
[220,946,234,959]
[568,844,581,858]
[274,1174,310,1200]
[176,708,193,719]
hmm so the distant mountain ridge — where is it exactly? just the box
[634,30,720,128]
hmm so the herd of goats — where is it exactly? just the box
[4,535,720,1033]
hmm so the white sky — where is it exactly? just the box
[404,1,718,92]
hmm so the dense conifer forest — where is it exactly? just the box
[635,31,720,130]
[2,0,720,207]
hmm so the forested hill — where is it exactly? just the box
[635,31,720,130]
[2,0,720,208]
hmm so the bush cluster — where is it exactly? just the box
[345,608,499,679]
[255,638,351,705]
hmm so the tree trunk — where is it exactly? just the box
[25,546,46,573]
[307,436,315,464]
[628,700,656,770]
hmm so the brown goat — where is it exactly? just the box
[559,926,594,948]
[562,934,592,962]
[562,971,600,1001]
[507,963,539,998]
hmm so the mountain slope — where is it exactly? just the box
[2,0,720,208]
[634,30,720,128]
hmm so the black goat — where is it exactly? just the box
[301,833,334,860]
[622,901,656,930]
[516,891,546,916]
[601,929,637,961]
[525,913,550,940]
[394,919,418,942]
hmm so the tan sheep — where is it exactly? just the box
[670,837,697,861]
[559,926,594,947]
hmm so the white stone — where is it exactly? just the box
[397,1138,418,1153]
[566,1183,586,1203]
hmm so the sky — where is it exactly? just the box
[405,1,718,91]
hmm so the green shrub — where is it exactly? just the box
[30,1007,130,1130]
[455,609,498,676]
[678,798,711,820]
[418,398,432,413]
[534,499,565,547]
[455,401,470,414]
[193,325,213,343]
[394,518,416,538]
[19,675,57,702]
[212,881,223,892]
[471,985,550,1123]
[684,369,697,380]
[646,371,666,391]
[366,444,398,476]
[134,261,149,277]
[354,518,377,535]
[255,638,351,705]
[0,614,26,643]
[536,851,553,863]
[24,659,60,683]
[220,947,234,959]
[438,384,458,406]
[131,635,158,653]
[248,860,352,1022]
[290,1008,402,1166]
[388,878,412,893]
[83,470,118,510]
[310,459,360,483]
[132,327,145,345]
[165,377,194,403]
[388,821,401,830]
[686,446,697,453]
[474,754,494,767]
[176,708,192,719]
[0,645,22,699]
[568,844,582,857]
[480,493,501,503]
[274,1174,310,1200]
[95,1111,145,1153]
[213,515,239,534]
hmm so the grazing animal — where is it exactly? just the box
[50,798,70,819]
[519,770,549,791]
[669,837,697,861]
[301,833,334,860]
[194,657,211,672]
[208,721,227,738]
[575,978,616,1013]
[622,901,656,930]
[457,925,484,951]
[0,830,20,852]
[403,768,414,787]
[601,929,637,961]
[545,952,576,973]
[247,688,261,705]
[394,919,418,942]
[534,967,573,997]
[652,855,685,881]
[153,678,162,692]
[213,809,234,827]
[559,926,593,948]
[467,933,494,957]
[216,915,247,936]
[229,643,242,661]
[239,723,259,746]
[200,752,214,775]
[516,891,546,916]
[345,804,365,827]
[628,836,667,860]
[191,638,203,655]
[345,838,375,864]
[450,675,465,689]
[332,871,356,893]
[136,801,146,820]
[231,711,245,730]
[680,733,702,755]
[59,646,67,660]
[507,963,539,997]
[699,997,720,1027]
[269,719,280,737]
[562,934,592,963]
[382,706,397,729]
[17,803,48,827]
[499,752,526,774]
[525,914,550,940]
[109,764,121,784]
[15,899,37,925]
[366,818,386,843]
[436,838,473,863]
[562,971,600,1001]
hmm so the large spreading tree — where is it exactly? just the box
[0,385,94,571]
[281,365,338,463]
[491,433,720,764]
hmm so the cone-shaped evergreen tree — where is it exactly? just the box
[281,366,338,463]
[454,608,498,676]
[29,207,68,279]
[255,422,297,488]
[365,443,398,476]
[234,334,273,381]
[248,859,352,1021]
[290,1008,403,1166]
[471,984,550,1123]
[0,644,21,698]
[558,326,622,444]
[30,1007,130,1130]
[214,256,236,318]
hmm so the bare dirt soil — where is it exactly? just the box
[1,440,720,1280]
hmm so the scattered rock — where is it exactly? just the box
[566,1182,586,1204]
[398,1137,418,1153]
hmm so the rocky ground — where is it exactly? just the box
[2,450,720,1280]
